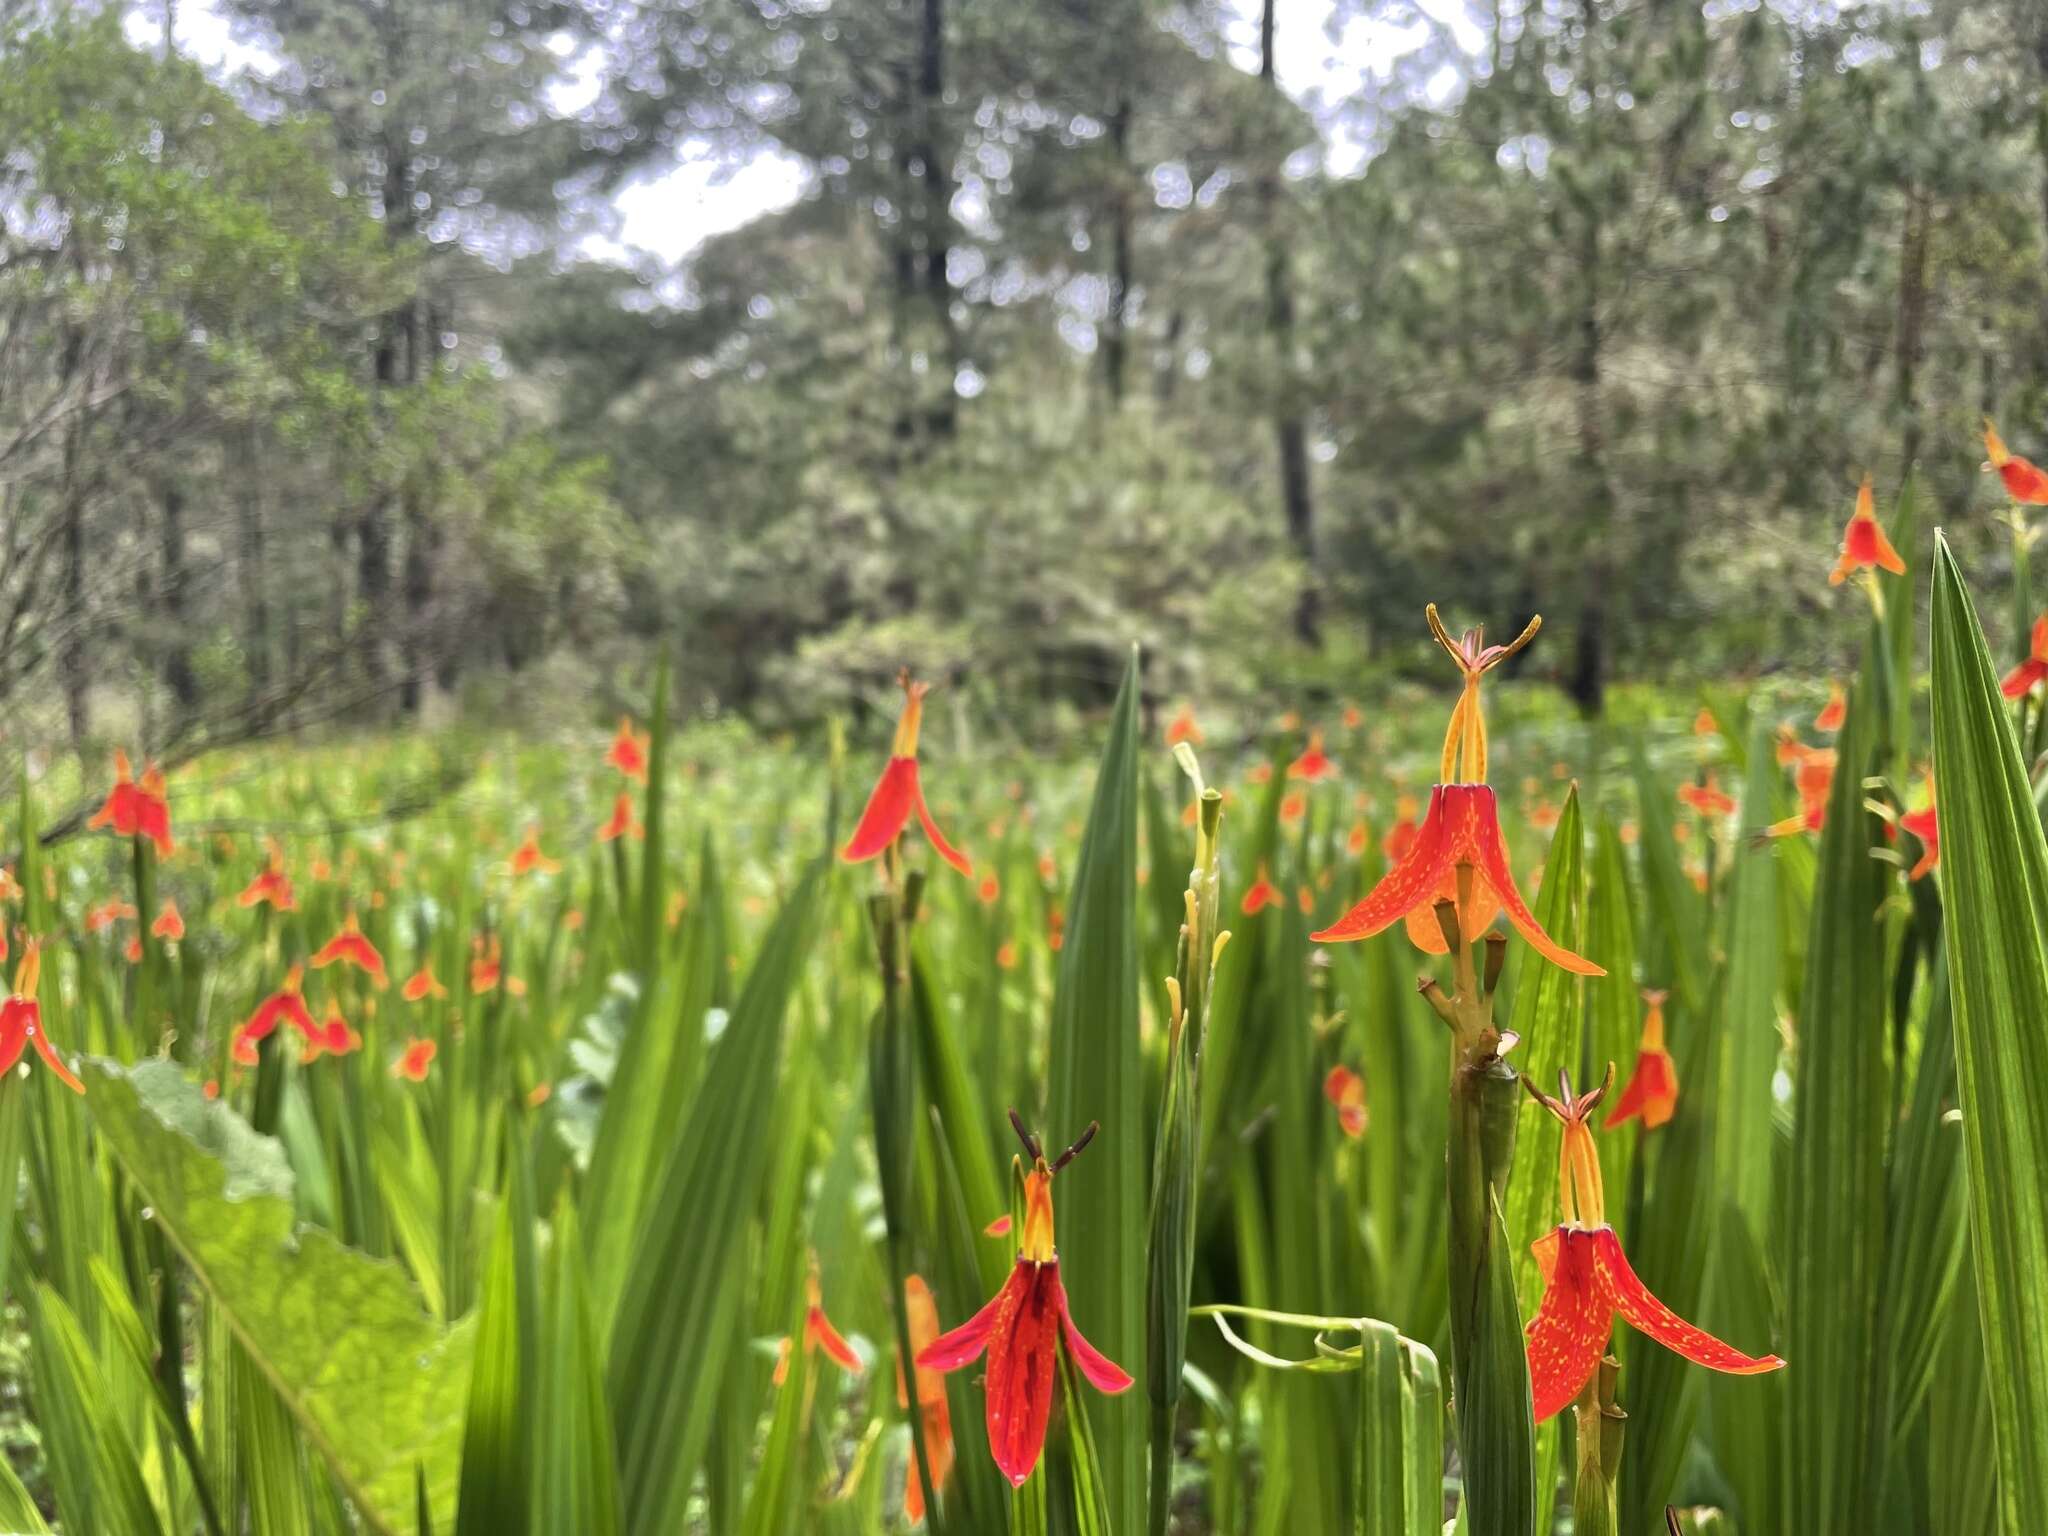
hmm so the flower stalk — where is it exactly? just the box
[1145,748,1227,1536]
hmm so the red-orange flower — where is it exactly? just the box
[1164,705,1202,747]
[85,899,136,934]
[1313,784,1602,976]
[0,941,83,1093]
[1985,419,2048,504]
[1677,775,1736,820]
[402,964,447,1002]
[87,751,174,859]
[1605,990,1677,1130]
[1815,682,1847,733]
[1288,731,1335,782]
[1692,707,1718,737]
[1323,1065,1367,1139]
[151,901,184,941]
[1240,865,1281,915]
[1524,1070,1780,1421]
[231,965,318,1063]
[302,999,362,1062]
[898,1275,955,1526]
[2001,616,2048,699]
[1901,780,1938,881]
[509,827,560,878]
[918,1115,1132,1487]
[606,716,650,783]
[237,843,296,911]
[842,672,971,878]
[597,792,642,843]
[392,1038,436,1081]
[1383,796,1420,863]
[1765,748,1835,839]
[1828,476,1906,586]
[774,1262,863,1387]
[469,935,503,995]
[311,914,386,985]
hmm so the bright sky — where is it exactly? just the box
[131,0,1478,268]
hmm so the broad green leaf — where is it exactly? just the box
[1355,1321,1444,1536]
[1783,632,1891,1535]
[1929,535,2048,1531]
[81,1058,471,1535]
[607,858,824,1533]
[1044,647,1144,1536]
[456,1188,525,1536]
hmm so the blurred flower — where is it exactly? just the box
[1288,731,1335,782]
[2001,616,2048,699]
[597,792,642,843]
[402,964,448,1002]
[842,672,971,878]
[1323,1065,1367,1139]
[88,750,174,859]
[311,914,386,985]
[774,1260,863,1387]
[1677,775,1736,820]
[1165,704,1202,747]
[151,900,184,941]
[1901,780,1938,881]
[606,716,650,782]
[898,1275,954,1527]
[1605,991,1677,1130]
[1240,865,1281,915]
[237,842,296,911]
[0,940,82,1093]
[392,1038,437,1082]
[1815,682,1847,733]
[509,826,560,878]
[232,965,317,1063]
[1984,419,2048,504]
[1828,476,1905,587]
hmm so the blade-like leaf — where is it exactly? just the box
[1929,534,2048,1531]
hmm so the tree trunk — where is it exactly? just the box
[1895,182,1930,473]
[1105,91,1134,405]
[1568,212,1612,717]
[1261,0,1320,646]
[160,475,198,709]
[61,423,88,745]
[238,434,272,709]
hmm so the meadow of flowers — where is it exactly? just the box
[3,445,2048,1536]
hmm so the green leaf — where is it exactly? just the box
[80,1058,472,1535]
[606,857,825,1533]
[1584,818,1639,1237]
[534,1200,620,1536]
[1044,647,1145,1536]
[29,1282,166,1536]
[1930,534,2048,1531]
[1354,1320,1445,1536]
[1716,719,1784,1239]
[456,1187,526,1536]
[1783,629,1892,1535]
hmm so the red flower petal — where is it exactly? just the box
[1592,1227,1782,1377]
[1057,1277,1133,1395]
[981,1261,1062,1486]
[1311,786,1454,942]
[918,1278,1008,1373]
[842,757,918,864]
[1460,785,1604,976]
[808,1305,863,1373]
[912,775,974,878]
[1524,1227,1610,1423]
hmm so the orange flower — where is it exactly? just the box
[983,1214,1014,1238]
[1523,1069,1780,1422]
[1279,791,1307,824]
[0,941,83,1093]
[898,1275,955,1527]
[1240,864,1281,915]
[842,673,971,878]
[774,1260,863,1387]
[1829,476,1906,587]
[1692,707,1718,737]
[402,964,448,1002]
[1313,784,1602,976]
[1246,762,1273,786]
[311,914,386,984]
[596,792,642,844]
[1900,779,1938,881]
[2001,615,2048,699]
[1346,821,1369,856]
[918,1116,1131,1486]
[85,899,137,934]
[469,935,503,994]
[1383,796,1420,863]
[392,1038,436,1081]
[1677,774,1736,820]
[1164,704,1202,747]
[1046,905,1065,952]
[977,873,1000,905]
[1765,749,1836,839]
[1323,1065,1367,1138]
[124,935,142,964]
[526,1080,552,1108]
[1985,418,2048,504]
[1814,682,1847,733]
[1287,731,1335,782]
[509,826,561,877]
[1605,991,1677,1130]
[151,900,183,941]
[237,843,296,911]
[302,999,361,1062]
[231,965,318,1062]
[87,751,174,859]
[1342,704,1364,731]
[606,716,650,782]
